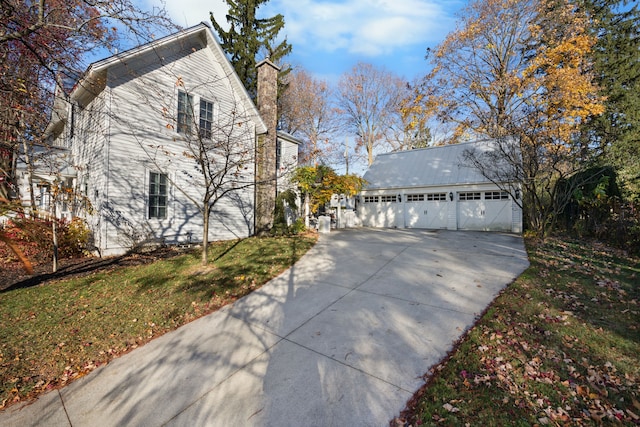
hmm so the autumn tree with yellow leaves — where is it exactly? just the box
[405,0,604,236]
[292,165,365,220]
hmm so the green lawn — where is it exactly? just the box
[397,237,640,426]
[0,234,317,409]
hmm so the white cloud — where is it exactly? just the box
[273,0,457,57]
[156,0,457,56]
[157,0,229,29]
[152,0,461,78]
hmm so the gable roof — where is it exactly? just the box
[362,140,505,190]
[68,22,267,134]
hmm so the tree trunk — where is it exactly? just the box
[201,203,209,265]
[367,134,374,166]
[304,192,310,228]
[52,206,58,273]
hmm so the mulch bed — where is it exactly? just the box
[0,246,192,292]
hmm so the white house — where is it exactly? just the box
[23,23,296,256]
[357,140,523,233]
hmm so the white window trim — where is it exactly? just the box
[147,170,171,220]
[177,90,194,135]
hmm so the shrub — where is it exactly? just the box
[58,217,91,258]
[290,218,306,235]
[1,216,91,266]
[271,189,299,236]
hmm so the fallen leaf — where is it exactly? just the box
[443,403,460,413]
[627,409,639,421]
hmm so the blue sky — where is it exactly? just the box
[158,0,467,82]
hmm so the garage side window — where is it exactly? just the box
[149,172,168,219]
[364,196,379,203]
[485,191,509,200]
[459,192,481,201]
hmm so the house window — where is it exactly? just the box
[485,191,509,200]
[61,177,74,213]
[459,192,481,201]
[37,184,51,211]
[426,193,447,201]
[177,91,193,134]
[407,194,425,202]
[199,98,214,139]
[149,172,168,218]
[81,175,89,211]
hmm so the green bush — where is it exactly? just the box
[271,189,299,236]
[290,218,306,234]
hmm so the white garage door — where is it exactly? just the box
[404,193,449,229]
[484,192,513,231]
[457,191,512,231]
[360,195,403,228]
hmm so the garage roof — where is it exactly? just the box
[362,140,502,190]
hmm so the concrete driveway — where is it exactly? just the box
[1,228,529,426]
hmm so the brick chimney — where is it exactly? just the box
[255,58,280,235]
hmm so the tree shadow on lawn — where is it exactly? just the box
[131,237,310,303]
[0,246,194,293]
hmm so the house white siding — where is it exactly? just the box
[275,132,301,196]
[91,39,257,255]
[31,23,270,256]
[70,91,110,251]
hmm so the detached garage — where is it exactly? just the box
[357,140,523,233]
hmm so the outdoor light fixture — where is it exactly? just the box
[515,189,520,199]
[449,192,454,201]
[397,194,402,202]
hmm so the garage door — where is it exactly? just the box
[360,195,403,228]
[457,191,512,231]
[484,191,513,231]
[404,193,449,229]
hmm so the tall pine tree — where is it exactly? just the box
[581,0,640,199]
[210,0,292,101]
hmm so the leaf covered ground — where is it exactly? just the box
[0,234,317,410]
[396,237,640,426]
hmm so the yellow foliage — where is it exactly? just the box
[405,0,603,150]
[292,166,365,213]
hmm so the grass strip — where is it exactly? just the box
[397,236,640,426]
[0,234,317,409]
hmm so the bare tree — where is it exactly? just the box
[56,29,266,264]
[278,66,340,166]
[0,0,175,270]
[337,62,407,166]
[1,0,175,208]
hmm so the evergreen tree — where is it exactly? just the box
[581,0,640,199]
[210,0,292,101]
